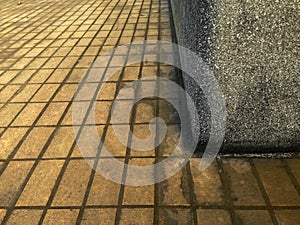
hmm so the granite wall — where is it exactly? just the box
[169,0,299,153]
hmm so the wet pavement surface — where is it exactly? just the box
[0,0,300,224]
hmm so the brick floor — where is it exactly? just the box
[0,0,300,224]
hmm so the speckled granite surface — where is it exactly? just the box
[169,0,300,152]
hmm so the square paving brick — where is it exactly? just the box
[254,159,300,206]
[0,85,21,102]
[117,82,136,100]
[27,57,48,69]
[53,84,77,101]
[0,161,34,207]
[130,124,156,157]
[28,69,53,83]
[190,159,224,205]
[158,125,180,157]
[159,80,180,99]
[159,165,191,206]
[105,68,124,82]
[65,68,86,83]
[113,45,129,56]
[222,159,265,206]
[47,68,72,83]
[6,209,43,225]
[159,208,193,225]
[109,55,126,67]
[123,183,155,205]
[119,208,154,225]
[70,125,104,158]
[158,99,180,124]
[286,158,300,184]
[43,57,64,69]
[12,103,46,126]
[108,100,133,124]
[41,48,57,57]
[11,84,41,102]
[0,103,24,127]
[13,48,31,58]
[16,160,64,206]
[43,127,75,158]
[135,99,156,124]
[10,58,32,70]
[83,67,106,83]
[87,171,121,206]
[25,48,45,58]
[37,102,68,126]
[84,46,99,56]
[61,102,85,126]
[197,209,232,225]
[81,208,117,225]
[58,56,79,69]
[0,59,15,70]
[159,65,177,80]
[235,210,273,225]
[0,128,28,160]
[89,101,113,125]
[0,71,19,84]
[52,159,92,206]
[103,125,128,157]
[123,158,155,205]
[43,209,79,225]
[78,38,91,47]
[11,70,36,84]
[75,56,96,69]
[123,66,140,81]
[275,210,300,225]
[142,66,158,78]
[53,47,72,57]
[97,82,117,100]
[14,127,54,159]
[69,47,86,57]
[73,83,99,101]
[138,80,159,97]
[31,84,59,102]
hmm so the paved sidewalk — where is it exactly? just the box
[0,0,300,224]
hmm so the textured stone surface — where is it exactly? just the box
[0,0,299,224]
[169,0,300,152]
[43,209,79,225]
[222,159,265,206]
[236,210,273,225]
[6,210,43,225]
[254,159,300,206]
[81,208,116,225]
[0,161,34,206]
[197,209,232,225]
[119,208,154,225]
